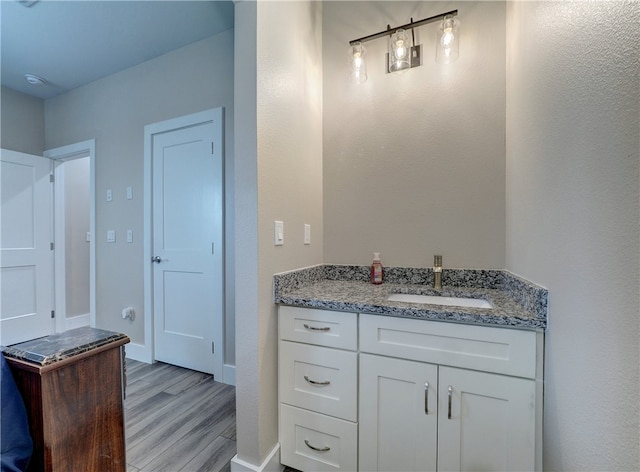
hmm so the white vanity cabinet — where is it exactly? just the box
[359,314,543,472]
[278,307,544,472]
[278,306,358,471]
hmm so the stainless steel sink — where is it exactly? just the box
[387,293,492,309]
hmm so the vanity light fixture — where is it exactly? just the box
[349,9,459,81]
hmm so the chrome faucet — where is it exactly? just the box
[433,255,443,290]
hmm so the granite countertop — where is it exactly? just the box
[274,265,548,331]
[1,326,130,366]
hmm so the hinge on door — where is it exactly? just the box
[211,142,214,154]
[50,242,55,250]
[212,342,215,354]
[211,243,215,255]
[51,310,55,319]
[50,174,54,183]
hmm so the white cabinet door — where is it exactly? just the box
[437,366,537,472]
[359,353,438,472]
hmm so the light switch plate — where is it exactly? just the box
[107,230,116,243]
[304,224,311,245]
[274,220,284,246]
[127,230,133,243]
[126,186,133,200]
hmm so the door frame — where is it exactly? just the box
[44,139,96,332]
[140,109,224,380]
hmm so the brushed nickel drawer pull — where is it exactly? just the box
[305,439,330,452]
[303,323,330,332]
[304,375,330,386]
[424,381,429,414]
[448,385,453,419]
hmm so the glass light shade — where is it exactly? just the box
[388,29,411,72]
[350,42,367,84]
[436,16,460,64]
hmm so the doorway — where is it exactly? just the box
[45,139,96,331]
[143,109,224,379]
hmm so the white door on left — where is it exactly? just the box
[0,149,54,346]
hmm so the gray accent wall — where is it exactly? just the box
[322,1,506,269]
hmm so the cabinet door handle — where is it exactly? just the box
[303,323,330,332]
[448,385,453,419]
[304,439,330,452]
[304,375,330,386]
[424,382,429,414]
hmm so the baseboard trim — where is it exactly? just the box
[223,363,236,386]
[124,342,153,363]
[64,313,90,330]
[230,443,282,472]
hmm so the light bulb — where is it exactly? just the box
[441,29,454,47]
[389,29,411,73]
[350,42,367,84]
[436,16,460,64]
[394,39,406,60]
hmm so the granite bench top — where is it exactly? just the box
[274,265,548,331]
[1,326,130,366]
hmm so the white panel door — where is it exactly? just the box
[438,366,537,472]
[359,353,438,472]
[0,149,54,345]
[152,118,223,376]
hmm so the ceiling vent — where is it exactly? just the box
[25,74,46,86]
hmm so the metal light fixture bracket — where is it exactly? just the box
[349,9,458,74]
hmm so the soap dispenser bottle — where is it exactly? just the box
[371,252,383,285]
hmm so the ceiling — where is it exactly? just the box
[0,0,234,100]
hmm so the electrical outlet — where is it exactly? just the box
[107,230,116,243]
[121,307,135,320]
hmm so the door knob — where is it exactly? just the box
[151,256,162,263]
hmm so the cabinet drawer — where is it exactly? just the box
[280,341,357,421]
[360,314,539,378]
[279,306,357,350]
[280,404,357,472]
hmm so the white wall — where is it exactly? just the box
[506,2,639,470]
[44,31,236,364]
[234,0,323,466]
[63,156,90,318]
[0,86,45,155]
[323,1,506,269]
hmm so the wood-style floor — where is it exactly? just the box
[124,359,236,472]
